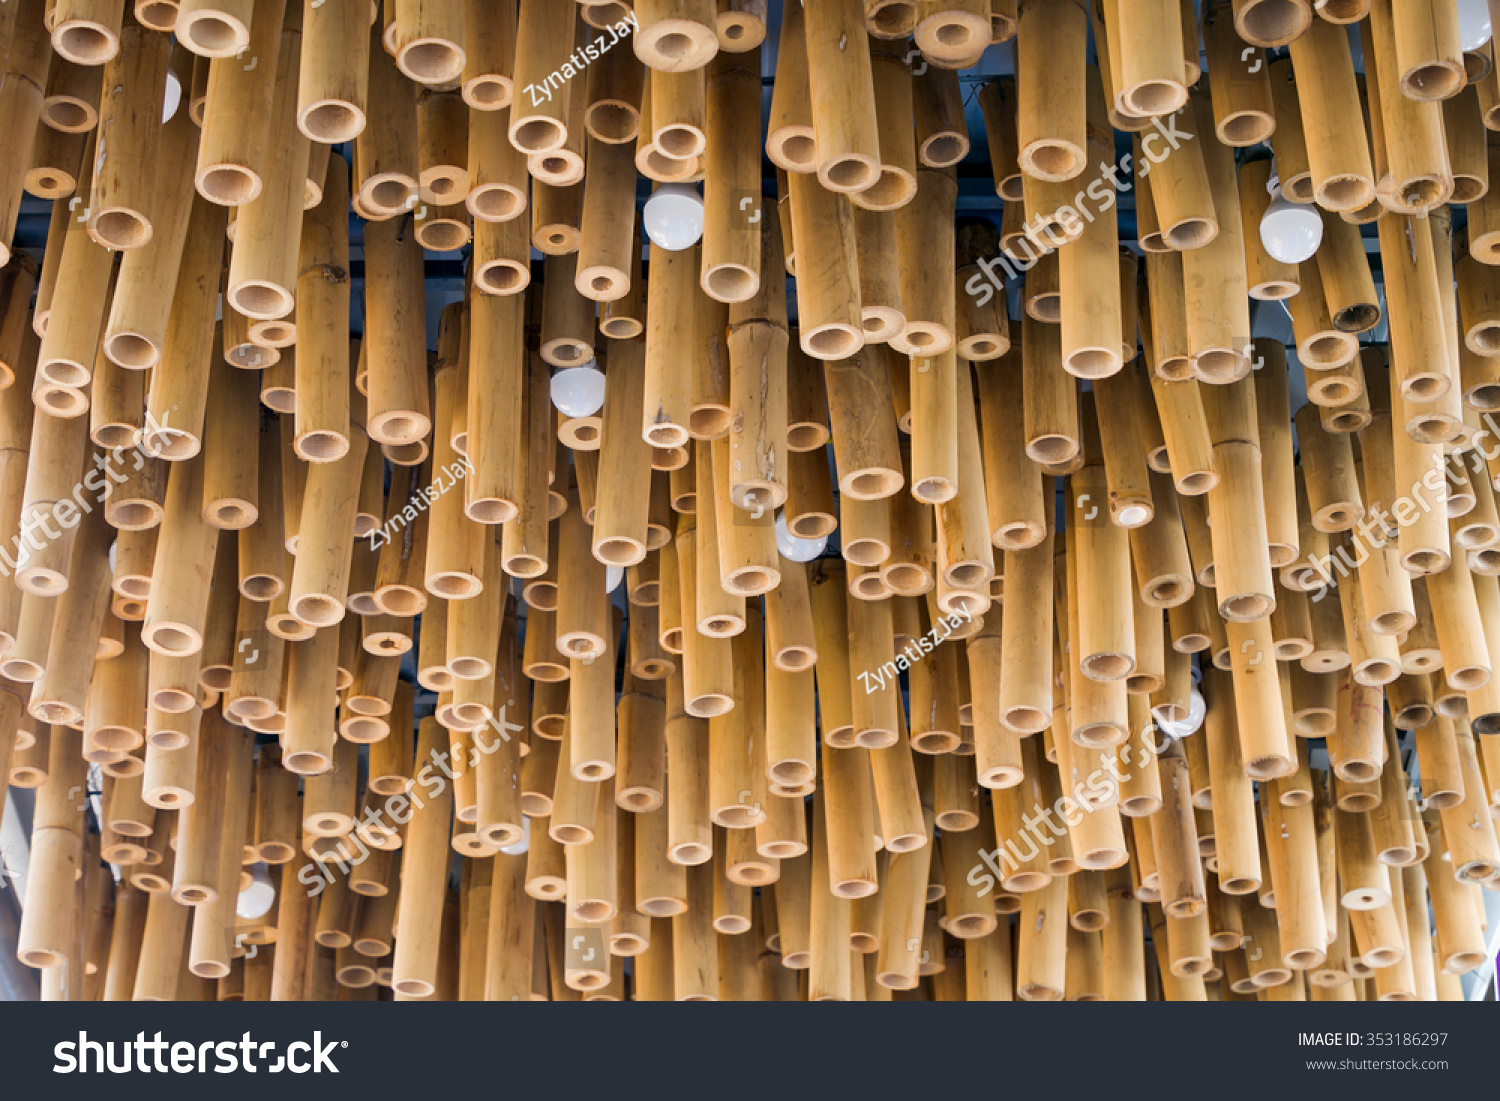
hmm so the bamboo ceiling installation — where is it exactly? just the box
[0,0,1497,1006]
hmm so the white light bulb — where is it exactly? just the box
[643,183,705,251]
[550,361,606,418]
[163,67,183,124]
[236,863,277,921]
[1260,191,1322,265]
[775,511,827,563]
[1457,0,1492,51]
[1155,686,1207,742]
[606,564,624,594]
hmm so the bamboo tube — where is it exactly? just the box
[170,710,228,905]
[1287,15,1374,212]
[977,79,1021,206]
[132,891,190,999]
[823,346,904,499]
[141,455,219,657]
[580,19,641,142]
[16,726,85,968]
[1426,526,1490,690]
[1179,96,1250,380]
[1056,72,1116,375]
[362,214,430,447]
[1015,874,1067,1000]
[1439,723,1500,880]
[1021,313,1079,465]
[762,5,815,175]
[1294,403,1363,534]
[467,108,528,222]
[1015,0,1086,182]
[287,424,367,628]
[280,626,339,775]
[909,349,957,505]
[390,718,454,997]
[893,168,956,357]
[0,3,52,270]
[355,21,418,216]
[1109,0,1187,118]
[34,165,111,398]
[1203,669,1262,894]
[29,483,111,725]
[173,0,253,57]
[1073,444,1135,681]
[975,349,1045,548]
[787,171,863,360]
[1150,746,1205,917]
[651,65,706,161]
[1383,0,1463,103]
[1424,820,1487,970]
[86,15,168,251]
[1364,5,1452,214]
[989,532,1052,741]
[664,859,713,1000]
[227,21,309,320]
[102,882,148,1000]
[640,243,698,448]
[194,0,285,205]
[187,727,250,978]
[1444,85,1487,203]
[463,292,525,525]
[509,0,577,153]
[198,367,260,531]
[798,0,878,193]
[296,0,371,142]
[391,0,465,85]
[1075,327,1140,496]
[1202,3,1273,146]
[291,170,351,462]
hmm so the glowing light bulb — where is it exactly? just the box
[550,361,606,418]
[1260,190,1322,264]
[163,66,183,124]
[643,183,704,251]
[1156,686,1207,741]
[1457,0,1491,52]
[236,863,277,921]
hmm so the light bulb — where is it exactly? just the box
[606,564,624,594]
[550,361,606,418]
[643,183,704,251]
[1458,0,1492,51]
[236,863,277,921]
[1155,686,1207,742]
[1260,191,1322,264]
[163,66,183,124]
[775,511,827,563]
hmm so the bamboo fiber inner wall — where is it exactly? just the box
[0,0,1496,1003]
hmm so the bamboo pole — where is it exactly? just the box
[391,717,454,996]
[787,171,864,360]
[87,13,168,250]
[1015,0,1087,182]
[1287,14,1375,212]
